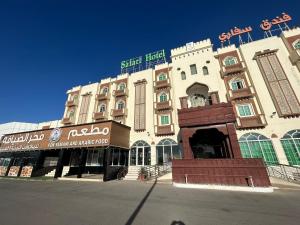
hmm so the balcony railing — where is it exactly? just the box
[236,114,266,129]
[154,78,171,89]
[113,89,128,97]
[111,108,128,117]
[178,103,236,128]
[66,99,77,107]
[220,62,246,77]
[96,92,110,101]
[227,87,255,100]
[93,111,108,120]
[154,100,172,111]
[155,124,175,136]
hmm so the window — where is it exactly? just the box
[130,140,151,166]
[156,139,181,165]
[190,64,197,75]
[231,79,244,90]
[68,110,75,120]
[86,149,104,166]
[237,104,254,117]
[293,40,300,49]
[281,130,300,166]
[158,73,167,81]
[116,100,125,110]
[202,66,209,75]
[223,56,238,66]
[239,133,278,165]
[181,71,186,80]
[118,83,126,91]
[190,94,206,107]
[99,103,106,112]
[102,87,109,94]
[159,92,168,102]
[160,115,170,125]
[72,95,78,104]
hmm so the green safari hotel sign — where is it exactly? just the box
[121,49,166,70]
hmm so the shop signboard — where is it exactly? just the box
[0,166,8,176]
[0,121,130,152]
[8,166,20,176]
[20,166,33,177]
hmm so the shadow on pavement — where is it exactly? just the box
[170,221,185,225]
[124,179,157,225]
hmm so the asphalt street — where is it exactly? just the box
[0,179,299,225]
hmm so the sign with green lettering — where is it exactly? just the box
[121,49,166,73]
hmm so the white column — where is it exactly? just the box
[272,138,289,165]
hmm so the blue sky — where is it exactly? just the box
[0,0,299,123]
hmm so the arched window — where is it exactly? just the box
[293,39,300,49]
[101,87,109,94]
[130,140,151,166]
[158,73,167,81]
[159,92,168,102]
[118,83,126,91]
[239,133,278,165]
[156,139,181,165]
[230,78,244,90]
[116,100,125,110]
[202,66,209,75]
[99,103,106,112]
[223,56,238,66]
[181,71,186,80]
[72,95,78,104]
[190,94,206,107]
[281,130,300,165]
[68,110,75,121]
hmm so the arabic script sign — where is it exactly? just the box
[260,12,292,31]
[0,121,130,152]
[219,26,252,42]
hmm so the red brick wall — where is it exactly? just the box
[172,158,271,187]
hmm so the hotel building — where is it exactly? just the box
[0,25,300,186]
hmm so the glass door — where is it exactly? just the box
[137,147,143,165]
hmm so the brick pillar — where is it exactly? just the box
[226,123,242,158]
[181,128,194,159]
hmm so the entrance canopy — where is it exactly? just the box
[0,121,130,152]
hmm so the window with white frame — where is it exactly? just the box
[181,71,186,80]
[158,73,167,81]
[72,95,78,104]
[190,64,197,75]
[230,78,244,90]
[101,87,109,94]
[159,92,168,102]
[99,103,106,112]
[237,104,254,117]
[223,56,238,66]
[118,83,126,91]
[202,66,209,75]
[68,110,75,120]
[293,39,300,49]
[116,100,125,110]
[160,115,170,125]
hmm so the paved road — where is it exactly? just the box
[0,179,299,225]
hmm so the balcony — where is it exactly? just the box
[61,117,73,125]
[236,115,266,129]
[220,62,246,77]
[93,111,108,120]
[227,87,255,101]
[154,100,172,111]
[155,124,175,136]
[154,78,171,90]
[111,108,128,117]
[113,89,128,97]
[178,103,236,128]
[66,99,77,107]
[96,92,110,101]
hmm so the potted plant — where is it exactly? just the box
[139,167,148,181]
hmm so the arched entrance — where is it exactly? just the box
[130,140,151,166]
[189,128,230,159]
[239,133,278,165]
[281,130,300,165]
[186,83,209,107]
[156,139,181,165]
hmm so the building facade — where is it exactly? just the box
[61,28,300,167]
[0,26,300,184]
